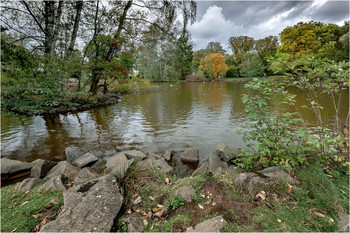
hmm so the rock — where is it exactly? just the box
[186,216,227,232]
[45,161,80,181]
[257,166,295,184]
[40,175,123,232]
[124,213,146,232]
[339,214,350,232]
[207,152,228,174]
[30,159,57,178]
[160,151,172,161]
[110,159,134,181]
[192,162,208,176]
[137,154,172,174]
[105,152,128,169]
[123,150,146,161]
[171,152,196,178]
[71,152,98,168]
[1,158,32,184]
[181,148,199,164]
[18,178,42,192]
[39,176,67,192]
[216,143,240,163]
[175,185,195,203]
[74,168,99,185]
[234,172,257,188]
[65,146,87,164]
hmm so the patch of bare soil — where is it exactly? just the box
[30,199,63,232]
[167,178,262,231]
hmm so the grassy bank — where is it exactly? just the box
[119,164,348,232]
[1,165,348,232]
[1,184,63,232]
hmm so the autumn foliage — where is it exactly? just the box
[199,53,228,79]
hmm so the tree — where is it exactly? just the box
[240,53,265,77]
[228,36,255,59]
[199,53,228,79]
[206,41,226,55]
[279,21,343,60]
[175,34,194,79]
[192,49,207,71]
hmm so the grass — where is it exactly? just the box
[1,183,63,232]
[248,165,349,232]
[157,214,191,232]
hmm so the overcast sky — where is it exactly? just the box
[188,0,350,51]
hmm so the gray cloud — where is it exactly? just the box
[189,1,349,51]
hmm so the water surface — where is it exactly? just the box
[1,81,348,162]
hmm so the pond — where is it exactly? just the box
[1,81,348,162]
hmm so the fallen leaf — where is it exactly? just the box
[136,209,141,213]
[19,201,30,207]
[10,228,17,232]
[131,193,138,199]
[165,178,170,184]
[314,212,325,218]
[287,184,293,193]
[132,196,142,205]
[21,190,30,198]
[41,218,47,225]
[143,219,148,225]
[12,213,15,217]
[277,219,282,223]
[207,196,210,199]
[256,191,266,201]
[212,202,216,206]
[221,174,226,177]
[140,210,148,216]
[198,204,204,209]
[32,214,42,219]
[340,189,346,194]
[201,194,205,198]
[326,174,333,178]
[127,209,132,214]
[149,196,155,201]
[329,218,334,223]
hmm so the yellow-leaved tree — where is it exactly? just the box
[199,53,228,79]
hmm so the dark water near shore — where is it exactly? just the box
[1,81,348,162]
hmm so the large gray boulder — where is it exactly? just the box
[216,143,240,163]
[65,146,87,163]
[339,214,350,232]
[175,185,195,203]
[234,167,295,196]
[65,146,98,168]
[123,150,146,161]
[45,161,80,181]
[181,148,199,164]
[39,176,67,192]
[257,166,295,184]
[18,178,42,192]
[1,158,32,186]
[30,159,57,178]
[186,216,227,232]
[137,153,172,174]
[171,152,196,178]
[72,152,98,168]
[192,162,208,176]
[74,168,99,185]
[159,151,172,161]
[105,152,134,180]
[105,152,128,170]
[207,152,228,174]
[124,213,147,232]
[40,175,123,232]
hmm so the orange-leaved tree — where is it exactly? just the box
[199,53,228,79]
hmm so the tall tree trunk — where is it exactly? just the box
[67,1,83,58]
[105,0,133,61]
[51,0,63,56]
[44,1,55,56]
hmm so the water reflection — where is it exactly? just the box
[1,81,348,162]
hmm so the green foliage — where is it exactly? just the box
[1,184,63,232]
[237,79,306,169]
[158,214,191,232]
[239,53,265,77]
[279,21,348,61]
[237,66,349,170]
[169,196,186,210]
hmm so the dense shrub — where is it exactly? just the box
[185,74,207,82]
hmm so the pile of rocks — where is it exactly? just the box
[0,144,298,232]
